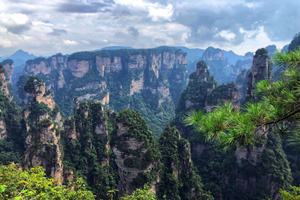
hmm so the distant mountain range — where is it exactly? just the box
[0,44,288,85]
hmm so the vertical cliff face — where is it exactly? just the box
[235,69,251,102]
[176,61,216,114]
[0,64,23,165]
[112,109,160,195]
[173,55,292,199]
[158,125,210,199]
[0,65,10,97]
[201,47,242,84]
[175,61,239,124]
[202,47,224,61]
[23,47,188,135]
[62,100,117,198]
[0,59,14,84]
[0,64,13,141]
[22,77,64,183]
[246,48,271,100]
[25,54,67,93]
[223,131,292,200]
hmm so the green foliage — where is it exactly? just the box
[158,125,212,200]
[115,109,159,168]
[186,48,300,149]
[0,90,24,165]
[0,59,13,66]
[120,184,156,200]
[24,101,51,127]
[206,82,238,105]
[17,75,28,102]
[24,76,44,94]
[288,33,300,52]
[281,186,300,200]
[31,47,187,137]
[254,48,269,58]
[0,164,95,200]
[0,64,3,74]
[62,101,118,199]
[116,109,153,141]
[26,57,48,66]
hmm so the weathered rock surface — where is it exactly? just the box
[0,59,14,83]
[113,110,159,195]
[0,120,7,140]
[246,48,271,100]
[23,77,64,183]
[0,65,10,97]
[24,47,188,134]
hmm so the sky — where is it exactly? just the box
[0,0,299,57]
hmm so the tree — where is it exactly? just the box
[281,186,300,200]
[0,164,95,200]
[185,48,300,149]
[120,184,157,200]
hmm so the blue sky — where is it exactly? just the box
[0,0,299,56]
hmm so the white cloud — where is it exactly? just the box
[148,4,173,22]
[0,1,7,12]
[216,30,236,41]
[63,39,78,45]
[114,0,173,22]
[0,13,29,26]
[230,26,289,54]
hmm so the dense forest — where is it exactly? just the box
[0,32,300,200]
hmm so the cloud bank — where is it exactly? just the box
[0,0,299,56]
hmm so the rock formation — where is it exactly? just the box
[176,61,239,118]
[205,82,240,112]
[0,64,10,97]
[201,47,242,84]
[0,63,23,166]
[235,69,251,101]
[0,59,14,84]
[113,109,160,195]
[246,48,271,100]
[22,76,64,183]
[158,125,209,199]
[23,47,188,134]
[62,100,114,197]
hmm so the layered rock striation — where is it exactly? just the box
[23,47,188,135]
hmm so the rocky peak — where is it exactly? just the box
[246,48,271,100]
[23,76,64,183]
[0,65,10,97]
[202,47,224,61]
[265,45,277,58]
[194,61,210,81]
[24,76,56,110]
[113,109,159,195]
[0,59,13,84]
[244,52,254,61]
